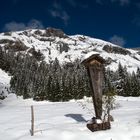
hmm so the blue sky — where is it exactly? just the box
[0,0,140,48]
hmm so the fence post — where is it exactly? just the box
[30,105,34,136]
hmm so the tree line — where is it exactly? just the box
[0,47,140,101]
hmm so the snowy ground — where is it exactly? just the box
[0,69,11,97]
[0,94,140,140]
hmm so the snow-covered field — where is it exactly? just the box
[0,69,11,97]
[0,94,140,140]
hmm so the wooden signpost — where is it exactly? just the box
[82,54,111,132]
[30,105,34,136]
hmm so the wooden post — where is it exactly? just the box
[88,63,104,119]
[31,105,34,136]
[82,54,111,132]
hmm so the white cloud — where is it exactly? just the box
[109,35,126,46]
[4,22,26,31]
[49,2,70,25]
[4,19,44,31]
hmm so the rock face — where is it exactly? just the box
[6,40,28,51]
[0,27,140,72]
[137,51,140,55]
[103,45,131,55]
[0,39,28,51]
[45,27,68,38]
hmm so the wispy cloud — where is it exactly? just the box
[12,0,22,5]
[132,17,140,27]
[133,3,140,25]
[27,19,44,29]
[50,10,70,25]
[111,0,130,6]
[96,0,130,6]
[96,0,103,5]
[49,2,70,25]
[52,2,62,10]
[135,2,140,9]
[109,35,126,46]
[66,0,88,8]
[66,0,77,7]
[4,19,44,31]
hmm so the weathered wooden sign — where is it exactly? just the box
[82,54,110,132]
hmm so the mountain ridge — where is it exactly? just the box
[0,27,140,72]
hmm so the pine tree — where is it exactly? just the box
[116,63,128,96]
[131,72,140,96]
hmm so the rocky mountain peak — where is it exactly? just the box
[0,28,140,72]
[44,27,68,38]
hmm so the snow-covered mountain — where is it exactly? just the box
[1,28,140,140]
[0,27,140,72]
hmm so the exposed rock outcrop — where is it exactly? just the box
[44,27,68,38]
[103,45,131,55]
